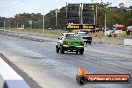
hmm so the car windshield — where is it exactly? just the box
[66,34,82,40]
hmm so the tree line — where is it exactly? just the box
[0,2,132,30]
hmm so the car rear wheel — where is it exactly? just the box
[76,75,86,85]
[60,45,64,54]
[79,49,84,55]
[56,45,59,53]
[88,42,91,44]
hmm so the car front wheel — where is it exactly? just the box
[56,45,59,53]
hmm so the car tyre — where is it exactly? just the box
[76,51,78,54]
[76,75,86,85]
[60,45,64,54]
[79,49,84,55]
[88,42,91,44]
[56,45,59,53]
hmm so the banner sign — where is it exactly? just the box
[66,25,95,29]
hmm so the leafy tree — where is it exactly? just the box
[0,2,131,30]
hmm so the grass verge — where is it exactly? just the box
[6,28,68,37]
[4,28,132,45]
[91,31,132,45]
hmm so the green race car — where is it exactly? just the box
[56,33,84,54]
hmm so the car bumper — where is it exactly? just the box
[63,45,84,50]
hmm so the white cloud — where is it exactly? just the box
[0,0,131,17]
[0,0,35,17]
[0,1,24,8]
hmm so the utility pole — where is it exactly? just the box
[43,12,45,33]
[104,12,107,36]
[94,7,96,25]
[4,20,5,30]
[17,22,18,29]
[9,18,10,30]
[55,9,58,26]
[31,23,32,29]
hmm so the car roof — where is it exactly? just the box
[78,32,86,33]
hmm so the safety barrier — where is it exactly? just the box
[0,56,30,88]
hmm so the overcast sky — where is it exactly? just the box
[0,0,132,17]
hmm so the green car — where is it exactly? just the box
[56,33,84,54]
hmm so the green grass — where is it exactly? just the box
[0,27,5,29]
[6,28,68,36]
